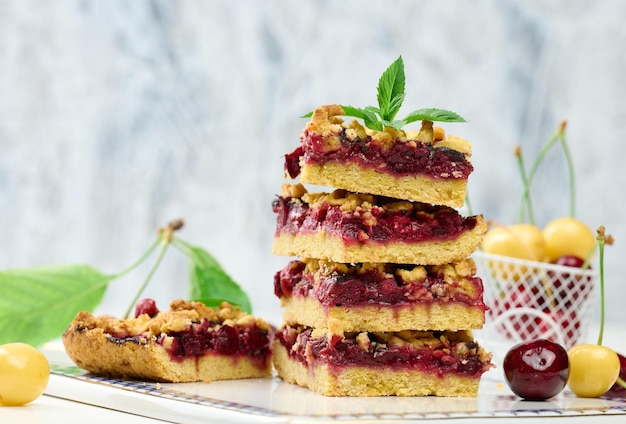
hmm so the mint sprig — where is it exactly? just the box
[0,219,252,346]
[304,56,466,130]
[376,56,406,122]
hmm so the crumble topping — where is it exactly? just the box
[295,326,477,347]
[280,325,493,374]
[274,258,486,308]
[305,104,471,156]
[302,257,478,292]
[281,183,453,217]
[76,299,270,338]
[273,183,483,250]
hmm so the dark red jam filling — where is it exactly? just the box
[277,326,487,377]
[274,260,486,309]
[284,129,473,179]
[107,319,272,368]
[272,195,478,244]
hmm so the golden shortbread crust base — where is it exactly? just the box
[273,341,481,397]
[279,296,485,332]
[273,215,486,265]
[301,162,468,208]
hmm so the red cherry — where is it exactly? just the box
[134,298,159,318]
[554,254,585,268]
[549,255,593,308]
[503,339,569,400]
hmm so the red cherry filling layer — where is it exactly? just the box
[102,299,273,369]
[274,259,486,310]
[272,189,479,245]
[284,129,473,180]
[107,319,271,368]
[277,325,492,377]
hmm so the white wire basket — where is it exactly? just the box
[473,251,598,364]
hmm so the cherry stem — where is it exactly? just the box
[558,122,576,217]
[596,226,606,346]
[123,236,170,319]
[122,219,185,319]
[112,238,161,280]
[617,377,626,390]
[580,244,597,270]
[519,122,568,224]
[515,146,535,225]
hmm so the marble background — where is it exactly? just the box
[1,0,625,327]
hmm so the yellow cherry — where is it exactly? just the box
[543,217,595,263]
[481,224,546,282]
[567,344,620,398]
[482,224,546,261]
[0,343,50,406]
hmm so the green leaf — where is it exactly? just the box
[338,105,368,120]
[173,238,252,313]
[301,105,384,131]
[377,56,405,121]
[401,108,467,124]
[337,105,383,131]
[381,119,406,130]
[0,265,113,346]
[361,108,383,131]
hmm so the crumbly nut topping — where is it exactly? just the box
[308,104,345,137]
[327,317,345,338]
[434,135,472,155]
[284,325,494,373]
[302,257,478,291]
[305,104,471,156]
[283,184,450,221]
[395,266,429,283]
[298,327,477,352]
[75,299,270,337]
[356,332,371,351]
[280,183,307,200]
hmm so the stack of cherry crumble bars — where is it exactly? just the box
[271,105,493,397]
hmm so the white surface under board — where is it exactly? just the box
[41,347,626,424]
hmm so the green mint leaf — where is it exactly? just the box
[381,119,406,130]
[401,108,467,124]
[377,56,405,121]
[339,105,368,120]
[301,106,383,130]
[300,58,465,132]
[0,265,113,346]
[336,105,383,131]
[364,105,382,116]
[361,108,383,131]
[173,238,252,313]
